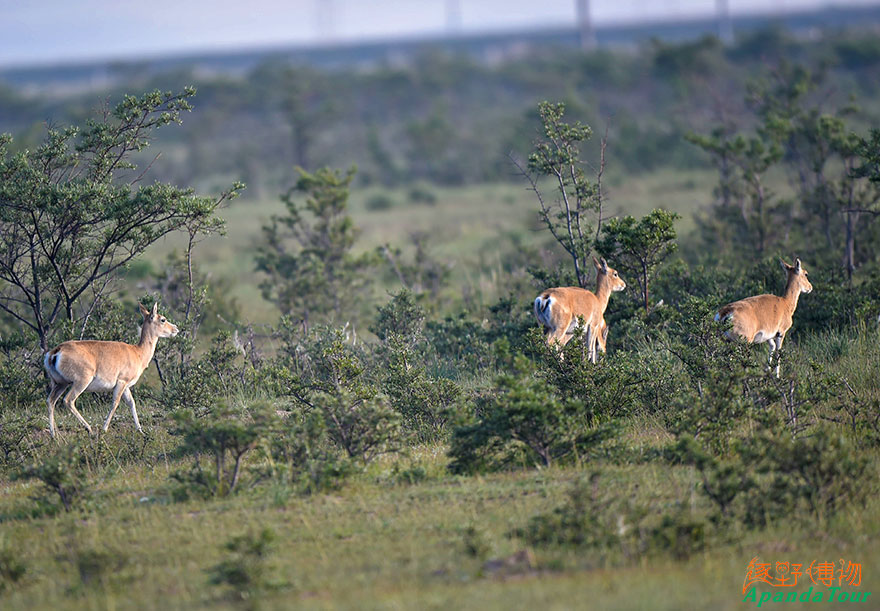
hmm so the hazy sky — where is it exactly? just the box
[1,0,877,67]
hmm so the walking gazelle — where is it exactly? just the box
[533,257,625,362]
[43,302,179,438]
[715,257,813,377]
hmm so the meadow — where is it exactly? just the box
[3,26,880,611]
[1,326,878,610]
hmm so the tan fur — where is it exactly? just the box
[43,302,179,438]
[716,258,813,376]
[596,318,609,355]
[534,258,626,363]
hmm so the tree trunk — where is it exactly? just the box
[844,210,859,283]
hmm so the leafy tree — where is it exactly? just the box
[519,101,605,289]
[748,63,879,279]
[171,402,278,497]
[255,166,375,326]
[448,355,613,473]
[0,89,242,351]
[687,127,785,259]
[596,209,679,313]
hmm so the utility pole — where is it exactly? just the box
[316,0,335,42]
[716,0,733,44]
[446,0,462,34]
[576,0,595,50]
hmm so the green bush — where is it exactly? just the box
[514,474,708,562]
[365,193,396,211]
[268,408,357,494]
[448,355,615,473]
[14,443,90,513]
[207,528,276,601]
[170,401,278,498]
[0,542,26,592]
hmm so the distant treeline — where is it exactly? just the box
[1,26,880,196]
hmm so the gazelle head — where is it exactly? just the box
[138,302,179,338]
[593,257,627,292]
[781,257,813,294]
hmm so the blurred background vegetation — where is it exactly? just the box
[4,15,880,328]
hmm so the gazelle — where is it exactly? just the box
[43,302,179,438]
[534,257,626,363]
[715,257,813,377]
[595,318,609,357]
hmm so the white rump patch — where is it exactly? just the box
[534,296,554,327]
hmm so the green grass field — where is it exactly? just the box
[144,169,717,323]
[2,326,878,610]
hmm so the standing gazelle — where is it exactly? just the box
[715,258,813,377]
[534,257,626,362]
[43,302,179,438]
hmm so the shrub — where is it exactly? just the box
[514,474,708,562]
[448,356,615,473]
[207,528,276,601]
[380,332,462,442]
[14,443,90,513]
[0,332,44,411]
[407,183,437,205]
[0,412,43,468]
[365,193,395,211]
[170,402,278,498]
[268,409,356,494]
[0,543,26,592]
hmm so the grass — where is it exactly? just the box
[143,168,719,324]
[2,329,879,609]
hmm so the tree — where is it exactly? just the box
[254,166,375,326]
[518,102,606,289]
[595,209,679,313]
[748,63,879,280]
[686,129,785,258]
[0,89,242,351]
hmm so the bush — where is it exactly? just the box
[0,543,26,592]
[207,528,276,601]
[407,183,437,205]
[14,443,90,513]
[379,331,462,442]
[170,401,278,499]
[0,332,44,412]
[365,193,396,211]
[448,355,615,473]
[514,474,707,562]
[268,408,357,494]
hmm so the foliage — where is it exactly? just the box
[267,408,356,494]
[207,528,277,602]
[0,332,44,412]
[448,354,615,473]
[372,291,462,441]
[522,101,604,289]
[275,324,404,465]
[254,166,376,324]
[14,443,90,513]
[515,474,707,561]
[596,209,679,313]
[0,89,242,350]
[0,544,26,593]
[170,402,278,498]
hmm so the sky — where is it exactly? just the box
[1,0,878,67]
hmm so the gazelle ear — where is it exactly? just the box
[139,303,150,317]
[795,258,802,272]
[592,256,601,270]
[600,257,609,272]
[151,302,158,319]
[780,257,792,271]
